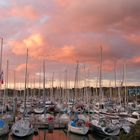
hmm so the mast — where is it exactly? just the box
[123,63,127,106]
[0,38,3,78]
[14,70,16,96]
[83,65,86,104]
[5,60,9,106]
[2,60,8,115]
[64,69,68,101]
[74,61,79,100]
[99,46,103,102]
[109,80,112,100]
[43,59,45,103]
[114,62,117,99]
[38,68,41,97]
[0,38,3,89]
[51,72,54,101]
[95,67,99,98]
[24,48,28,114]
[117,66,122,106]
[59,72,62,99]
[67,71,70,102]
[33,77,36,99]
[87,68,90,104]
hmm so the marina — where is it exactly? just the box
[0,41,139,139]
[0,0,140,139]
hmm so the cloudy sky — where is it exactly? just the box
[0,0,140,88]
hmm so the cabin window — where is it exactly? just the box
[132,115,138,119]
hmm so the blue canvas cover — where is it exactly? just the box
[71,121,76,127]
[0,119,5,128]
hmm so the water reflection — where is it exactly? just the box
[0,130,118,140]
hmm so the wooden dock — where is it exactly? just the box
[32,121,67,129]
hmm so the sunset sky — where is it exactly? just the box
[0,0,140,88]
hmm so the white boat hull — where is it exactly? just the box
[12,118,34,137]
[68,123,89,135]
[34,108,44,114]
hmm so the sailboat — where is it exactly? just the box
[11,49,34,137]
[68,62,89,135]
[34,72,44,114]
[37,60,55,123]
[91,46,121,137]
[59,70,70,123]
[91,117,120,137]
[2,60,14,124]
[68,114,89,135]
[125,111,140,124]
[0,38,9,136]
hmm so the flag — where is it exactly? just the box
[0,71,4,84]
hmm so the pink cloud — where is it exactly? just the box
[10,5,38,20]
[124,34,140,45]
[1,0,140,84]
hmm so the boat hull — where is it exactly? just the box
[68,124,89,135]
[12,119,34,137]
[91,124,120,137]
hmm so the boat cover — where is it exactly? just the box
[71,121,76,127]
[0,120,5,128]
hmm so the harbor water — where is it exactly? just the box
[0,130,119,140]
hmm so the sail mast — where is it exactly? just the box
[43,59,45,103]
[74,61,79,100]
[14,70,16,95]
[114,62,117,99]
[99,46,103,101]
[24,48,28,114]
[0,38,3,89]
[0,38,3,75]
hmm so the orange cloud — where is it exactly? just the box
[10,33,44,56]
[48,45,76,63]
[132,56,140,63]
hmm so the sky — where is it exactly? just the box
[0,0,140,88]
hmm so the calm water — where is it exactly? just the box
[0,130,119,140]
